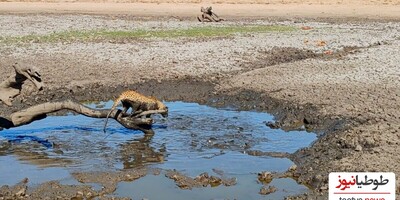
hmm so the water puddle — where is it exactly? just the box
[116,174,305,200]
[0,101,316,199]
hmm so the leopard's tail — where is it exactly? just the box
[103,97,122,133]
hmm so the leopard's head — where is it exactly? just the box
[157,100,168,118]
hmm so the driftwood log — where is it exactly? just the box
[0,63,166,134]
[197,6,224,22]
[0,62,44,106]
[0,100,167,134]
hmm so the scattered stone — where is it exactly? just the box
[165,170,199,189]
[166,170,237,189]
[265,121,281,129]
[258,171,273,184]
[194,172,210,187]
[259,185,277,195]
[209,176,222,187]
[282,164,302,179]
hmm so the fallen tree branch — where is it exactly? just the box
[0,100,166,134]
[197,6,224,22]
[0,62,44,106]
[135,109,168,117]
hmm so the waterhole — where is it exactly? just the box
[0,101,316,199]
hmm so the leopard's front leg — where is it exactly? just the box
[121,101,131,115]
[130,102,143,117]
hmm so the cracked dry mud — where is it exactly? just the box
[0,10,399,199]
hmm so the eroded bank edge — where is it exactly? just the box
[0,77,362,198]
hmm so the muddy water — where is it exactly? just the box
[0,101,316,199]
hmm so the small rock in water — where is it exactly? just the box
[209,176,222,187]
[265,121,280,129]
[259,185,277,195]
[258,171,273,184]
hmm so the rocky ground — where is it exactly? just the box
[0,6,399,199]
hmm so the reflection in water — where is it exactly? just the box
[0,139,73,168]
[12,150,73,168]
[119,133,165,169]
[116,174,307,200]
[0,101,316,199]
[5,135,52,148]
[0,128,165,170]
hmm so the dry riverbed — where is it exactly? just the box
[0,8,399,199]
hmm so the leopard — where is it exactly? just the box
[103,90,168,133]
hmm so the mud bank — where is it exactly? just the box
[0,79,318,199]
[0,78,363,198]
[2,59,399,198]
[0,77,341,134]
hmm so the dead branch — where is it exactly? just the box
[1,100,166,134]
[198,6,224,22]
[0,62,44,106]
[135,110,168,117]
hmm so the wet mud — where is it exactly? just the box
[0,79,333,199]
[0,97,316,199]
[0,61,387,199]
[0,61,395,199]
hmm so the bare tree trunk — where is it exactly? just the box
[0,63,166,134]
[198,6,224,22]
[0,62,44,106]
[1,100,167,134]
